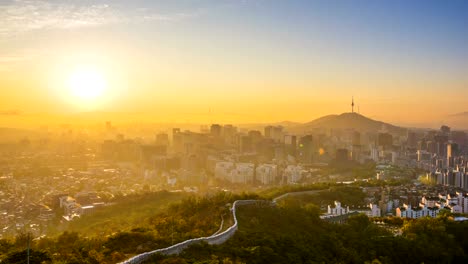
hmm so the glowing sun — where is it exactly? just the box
[67,67,107,101]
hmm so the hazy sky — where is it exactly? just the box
[1,0,467,125]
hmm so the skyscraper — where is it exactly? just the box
[210,124,222,137]
[407,131,417,148]
[298,135,313,163]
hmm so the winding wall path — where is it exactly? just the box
[118,200,263,264]
[119,189,326,264]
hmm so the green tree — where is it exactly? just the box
[2,249,51,264]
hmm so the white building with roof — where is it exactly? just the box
[328,201,349,216]
[352,204,381,217]
[396,203,440,218]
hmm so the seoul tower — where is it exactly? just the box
[351,96,354,113]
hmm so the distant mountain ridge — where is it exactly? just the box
[294,112,406,134]
[449,111,468,117]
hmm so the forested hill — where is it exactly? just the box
[1,189,467,263]
[150,198,468,264]
[293,112,407,135]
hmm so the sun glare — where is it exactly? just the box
[68,67,107,101]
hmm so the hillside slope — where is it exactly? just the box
[295,112,406,134]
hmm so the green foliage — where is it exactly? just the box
[372,216,404,226]
[352,161,376,179]
[277,186,366,209]
[63,190,188,237]
[154,203,468,264]
[259,182,329,199]
[104,231,160,254]
[0,191,246,263]
[0,239,14,255]
[2,249,51,264]
[1,189,468,263]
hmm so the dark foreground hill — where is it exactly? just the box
[1,189,467,263]
[151,202,468,264]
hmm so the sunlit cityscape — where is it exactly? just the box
[1,0,468,263]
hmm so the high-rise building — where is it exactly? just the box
[284,135,297,157]
[447,143,453,158]
[434,135,448,156]
[377,132,393,149]
[172,128,183,153]
[451,131,467,148]
[426,141,436,154]
[256,164,278,185]
[441,125,451,135]
[417,139,427,151]
[336,148,349,162]
[407,131,417,148]
[156,133,169,147]
[140,145,167,163]
[351,131,361,161]
[352,131,361,146]
[223,124,237,145]
[264,125,283,142]
[239,135,252,153]
[298,135,313,163]
[351,144,361,161]
[210,124,222,137]
[447,143,459,167]
[248,130,262,139]
[264,126,273,138]
[371,146,379,162]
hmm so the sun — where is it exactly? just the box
[67,66,107,101]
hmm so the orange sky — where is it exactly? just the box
[1,1,467,128]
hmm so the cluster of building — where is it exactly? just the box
[0,145,153,239]
[396,192,468,218]
[426,164,468,190]
[321,187,468,220]
[214,163,313,185]
[58,192,105,221]
[414,126,468,190]
[324,200,381,218]
[100,123,333,187]
[97,117,468,190]
[1,116,467,238]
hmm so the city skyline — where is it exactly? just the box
[1,2,468,262]
[1,0,468,127]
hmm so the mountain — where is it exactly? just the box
[238,120,302,130]
[444,112,468,130]
[293,112,406,134]
[449,111,468,117]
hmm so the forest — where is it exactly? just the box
[0,188,467,263]
[150,203,468,264]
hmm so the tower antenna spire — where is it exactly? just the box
[351,96,354,113]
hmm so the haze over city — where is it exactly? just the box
[1,1,468,264]
[1,0,467,128]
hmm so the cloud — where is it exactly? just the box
[140,9,206,23]
[0,110,21,116]
[0,1,117,35]
[0,0,203,37]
